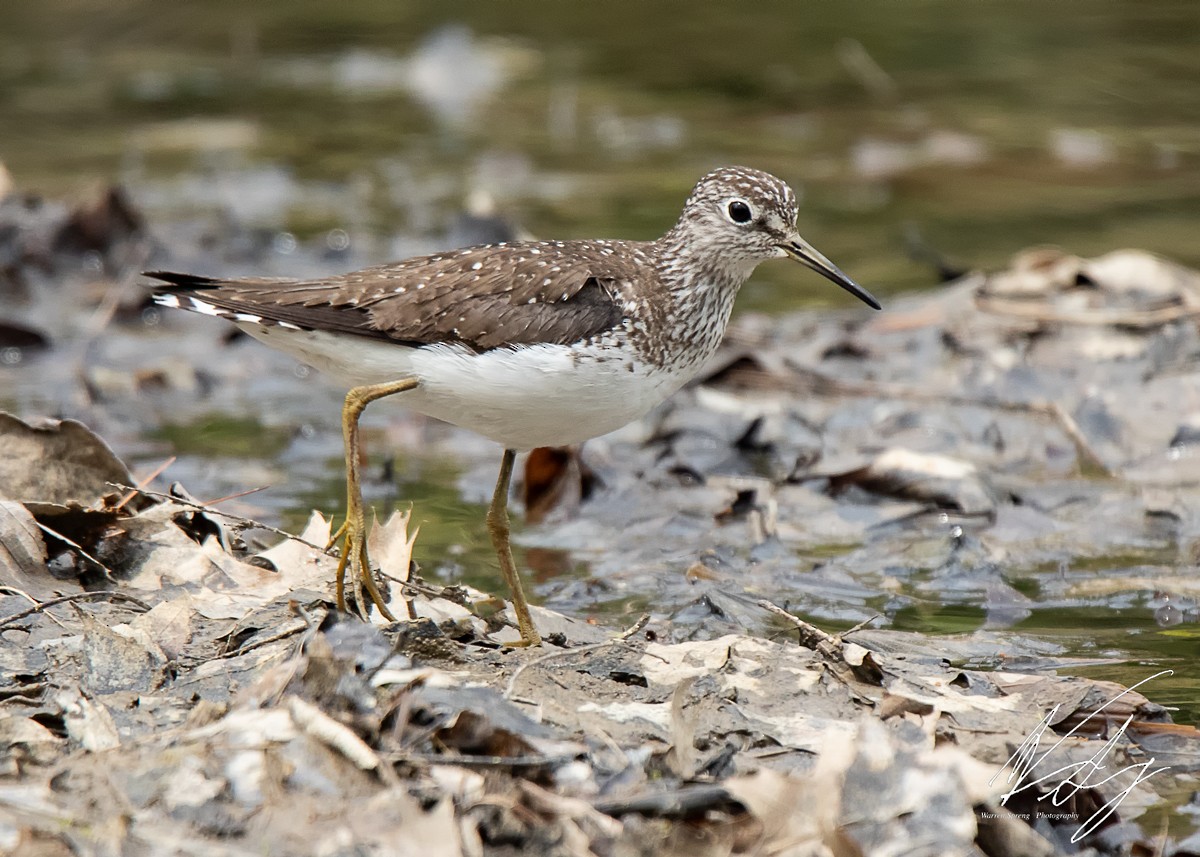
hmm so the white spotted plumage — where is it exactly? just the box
[149,166,878,451]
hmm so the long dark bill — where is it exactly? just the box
[782,238,882,310]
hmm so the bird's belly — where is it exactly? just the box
[405,342,686,449]
[241,326,689,449]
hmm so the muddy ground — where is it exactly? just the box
[3,187,1200,855]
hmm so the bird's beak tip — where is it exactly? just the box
[782,240,882,311]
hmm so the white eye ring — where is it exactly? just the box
[726,199,753,224]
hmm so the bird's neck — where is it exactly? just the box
[654,227,758,296]
[651,229,756,319]
[622,231,751,372]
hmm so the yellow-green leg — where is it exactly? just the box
[487,449,542,646]
[332,377,419,620]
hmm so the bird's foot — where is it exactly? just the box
[504,632,541,648]
[330,515,396,622]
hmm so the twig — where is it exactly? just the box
[0,585,39,606]
[201,485,270,506]
[505,613,651,701]
[0,590,151,630]
[116,455,176,511]
[35,522,114,576]
[0,586,68,630]
[842,613,882,637]
[288,695,383,773]
[618,612,652,640]
[108,483,330,553]
[376,570,476,605]
[757,601,888,695]
[384,750,575,769]
[1039,401,1113,477]
[756,599,842,660]
[215,620,308,659]
[975,293,1200,330]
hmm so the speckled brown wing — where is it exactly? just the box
[147,240,646,352]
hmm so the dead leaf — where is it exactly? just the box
[1083,249,1200,301]
[126,598,193,661]
[254,511,333,593]
[724,769,828,855]
[0,499,48,586]
[367,508,417,584]
[981,246,1083,298]
[56,687,120,752]
[521,446,594,524]
[879,692,936,720]
[664,677,698,778]
[0,412,139,508]
[0,714,64,768]
[827,447,997,515]
[79,610,166,695]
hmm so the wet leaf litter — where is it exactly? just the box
[4,191,1200,853]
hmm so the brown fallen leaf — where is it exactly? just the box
[78,610,167,696]
[723,768,828,855]
[878,691,936,720]
[0,412,141,510]
[367,508,418,586]
[52,184,144,260]
[126,598,194,661]
[0,499,48,585]
[521,446,595,524]
[826,447,997,516]
[55,686,121,753]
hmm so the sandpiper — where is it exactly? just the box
[148,166,880,646]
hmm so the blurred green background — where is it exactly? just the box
[3,0,1199,308]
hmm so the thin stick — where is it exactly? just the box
[0,590,151,630]
[0,585,39,606]
[289,695,383,773]
[975,294,1200,330]
[107,484,329,553]
[385,750,576,768]
[842,613,882,637]
[214,620,308,660]
[201,485,270,506]
[757,599,843,661]
[617,612,652,640]
[505,613,651,701]
[1041,401,1113,478]
[35,522,113,576]
[376,571,473,605]
[115,455,177,511]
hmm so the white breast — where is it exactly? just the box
[241,325,691,450]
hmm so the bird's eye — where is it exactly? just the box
[727,200,753,224]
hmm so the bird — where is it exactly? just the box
[147,166,881,646]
